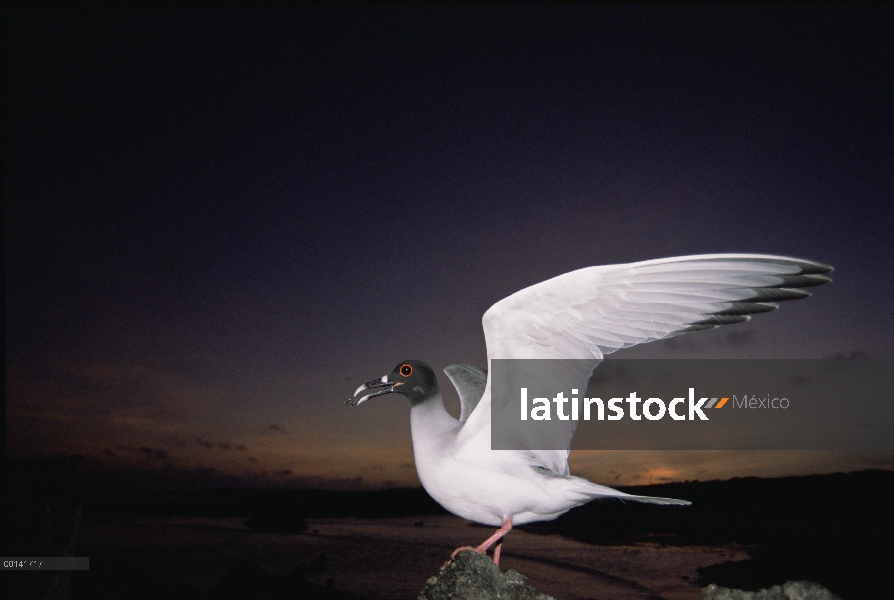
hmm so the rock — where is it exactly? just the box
[418,551,555,600]
[702,580,842,600]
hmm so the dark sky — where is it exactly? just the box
[6,6,893,489]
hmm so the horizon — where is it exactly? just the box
[12,453,893,493]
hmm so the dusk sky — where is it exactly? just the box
[6,7,892,490]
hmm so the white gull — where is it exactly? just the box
[347,254,832,564]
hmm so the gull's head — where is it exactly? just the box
[346,360,438,406]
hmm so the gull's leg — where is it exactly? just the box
[451,517,513,565]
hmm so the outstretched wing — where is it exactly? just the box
[458,254,833,473]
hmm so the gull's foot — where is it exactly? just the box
[449,517,513,566]
[446,546,489,569]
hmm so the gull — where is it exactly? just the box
[346,254,832,565]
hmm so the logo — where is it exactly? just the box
[490,358,892,451]
[519,388,732,421]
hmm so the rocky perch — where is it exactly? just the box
[419,551,842,600]
[703,581,842,600]
[419,551,555,600]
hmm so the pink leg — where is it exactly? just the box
[493,539,503,566]
[451,517,513,565]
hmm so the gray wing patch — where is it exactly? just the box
[443,364,488,423]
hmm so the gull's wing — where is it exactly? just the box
[456,254,833,473]
[444,364,488,423]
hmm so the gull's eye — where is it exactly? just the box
[399,364,413,377]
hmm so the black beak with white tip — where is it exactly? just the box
[345,376,400,406]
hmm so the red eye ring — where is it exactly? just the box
[399,364,413,377]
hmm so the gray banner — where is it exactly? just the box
[491,359,894,450]
[2,557,89,570]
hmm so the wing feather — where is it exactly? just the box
[457,254,832,474]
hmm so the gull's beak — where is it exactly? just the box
[345,376,399,406]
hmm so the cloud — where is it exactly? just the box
[195,437,244,451]
[27,454,394,493]
[6,355,276,463]
[266,424,286,433]
[138,446,169,460]
[828,351,871,359]
[111,444,170,461]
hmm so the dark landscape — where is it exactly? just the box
[4,457,891,599]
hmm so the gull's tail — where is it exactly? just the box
[618,493,691,506]
[572,477,692,506]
